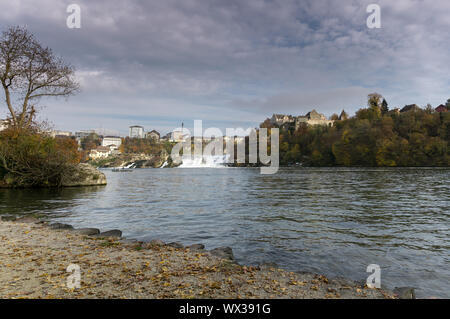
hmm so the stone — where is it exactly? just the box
[1,216,17,221]
[188,244,205,250]
[60,163,107,187]
[49,223,74,230]
[393,287,416,299]
[99,229,122,238]
[210,246,235,261]
[14,216,41,224]
[167,242,184,249]
[73,228,100,236]
[146,239,165,247]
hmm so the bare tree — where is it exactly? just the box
[0,26,79,129]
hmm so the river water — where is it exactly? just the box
[1,167,449,298]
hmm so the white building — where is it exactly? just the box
[89,146,111,160]
[102,136,122,149]
[170,129,189,142]
[75,130,96,139]
[49,130,72,138]
[145,130,160,142]
[129,125,144,138]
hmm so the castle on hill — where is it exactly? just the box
[270,109,334,129]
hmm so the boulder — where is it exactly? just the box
[393,287,416,299]
[146,239,165,247]
[49,223,74,230]
[73,228,100,236]
[188,244,205,250]
[167,242,184,249]
[1,216,17,222]
[99,229,122,238]
[210,246,235,261]
[61,164,107,187]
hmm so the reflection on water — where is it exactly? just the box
[0,167,449,298]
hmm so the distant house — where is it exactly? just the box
[271,110,333,129]
[435,104,448,113]
[160,133,171,141]
[75,130,96,139]
[400,104,421,113]
[129,125,144,138]
[170,129,189,142]
[102,136,122,149]
[270,114,295,126]
[146,130,160,142]
[49,130,72,138]
[89,146,111,160]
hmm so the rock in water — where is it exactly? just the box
[393,287,416,299]
[73,228,100,235]
[167,242,184,249]
[188,244,205,250]
[146,239,165,247]
[61,163,107,187]
[210,247,235,261]
[99,229,122,238]
[0,216,17,221]
[49,223,74,230]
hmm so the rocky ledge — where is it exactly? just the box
[61,163,107,187]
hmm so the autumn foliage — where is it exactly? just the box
[269,105,449,167]
[0,127,80,187]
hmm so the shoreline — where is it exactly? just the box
[0,217,399,299]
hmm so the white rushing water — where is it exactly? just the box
[160,161,168,168]
[179,155,230,168]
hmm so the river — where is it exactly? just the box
[0,167,448,298]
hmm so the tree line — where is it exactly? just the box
[261,94,450,167]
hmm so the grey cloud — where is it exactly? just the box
[0,0,449,133]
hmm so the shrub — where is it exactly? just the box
[0,127,80,187]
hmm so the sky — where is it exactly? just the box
[0,0,449,136]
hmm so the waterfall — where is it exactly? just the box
[179,154,230,168]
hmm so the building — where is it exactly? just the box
[160,133,171,141]
[400,104,421,113]
[75,130,96,139]
[270,109,333,128]
[102,136,122,149]
[169,129,191,142]
[129,125,144,138]
[270,114,295,126]
[435,104,448,113]
[49,130,73,138]
[145,130,160,142]
[89,146,111,160]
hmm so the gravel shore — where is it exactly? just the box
[0,219,396,299]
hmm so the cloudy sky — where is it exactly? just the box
[1,0,449,136]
